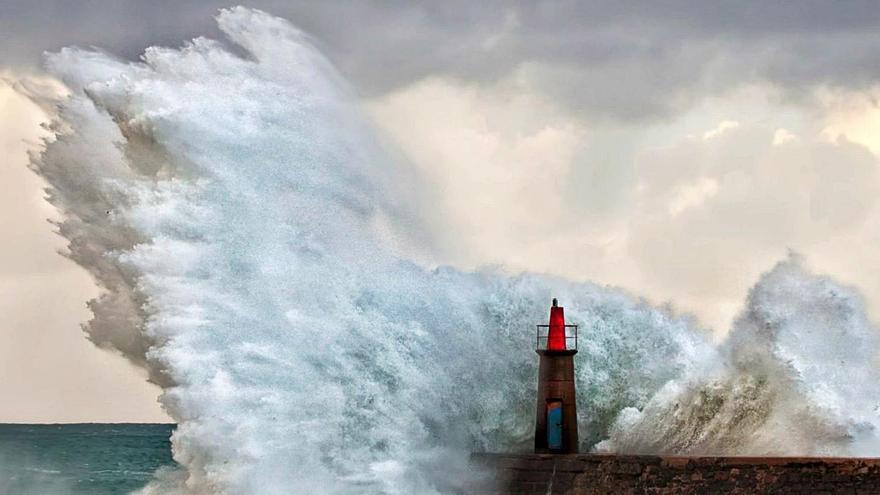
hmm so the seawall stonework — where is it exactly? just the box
[469,453,880,494]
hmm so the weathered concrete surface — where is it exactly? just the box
[469,453,880,494]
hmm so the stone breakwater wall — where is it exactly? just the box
[468,453,880,494]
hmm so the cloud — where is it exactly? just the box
[702,120,740,140]
[772,128,798,146]
[666,177,719,217]
[368,74,880,331]
[366,77,591,268]
[819,87,880,155]
[626,121,879,328]
[5,1,880,121]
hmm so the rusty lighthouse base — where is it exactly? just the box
[534,349,579,454]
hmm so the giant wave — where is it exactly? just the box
[25,7,880,494]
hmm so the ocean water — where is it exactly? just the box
[0,424,176,494]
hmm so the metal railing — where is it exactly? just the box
[535,324,578,351]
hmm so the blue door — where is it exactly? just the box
[547,400,563,450]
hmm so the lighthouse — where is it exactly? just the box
[533,298,579,453]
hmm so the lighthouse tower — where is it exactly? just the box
[533,298,579,453]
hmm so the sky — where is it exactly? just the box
[3,1,880,422]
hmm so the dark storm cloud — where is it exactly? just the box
[3,1,880,120]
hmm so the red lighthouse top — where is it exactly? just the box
[547,298,566,350]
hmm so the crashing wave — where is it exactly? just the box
[25,7,880,494]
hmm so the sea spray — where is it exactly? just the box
[600,255,880,456]
[25,6,880,494]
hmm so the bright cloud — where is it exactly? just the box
[369,79,880,332]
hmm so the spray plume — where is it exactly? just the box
[26,7,880,494]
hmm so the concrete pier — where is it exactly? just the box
[469,453,880,494]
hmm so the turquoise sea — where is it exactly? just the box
[0,424,176,494]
